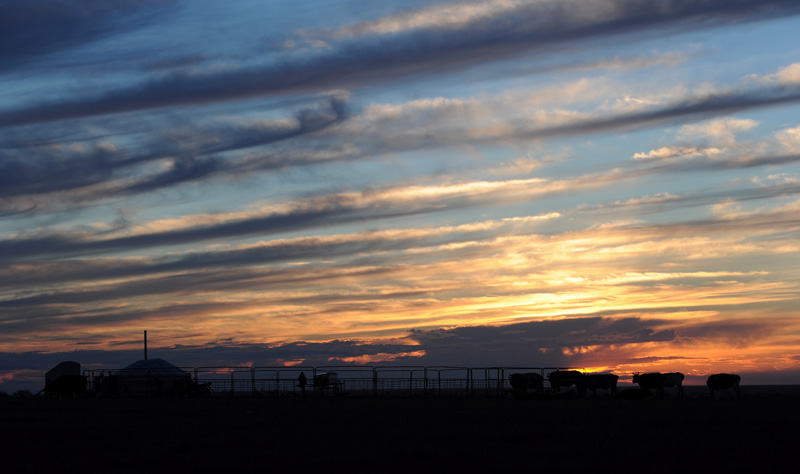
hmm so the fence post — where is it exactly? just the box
[498,368,504,398]
[372,367,378,398]
[230,370,235,397]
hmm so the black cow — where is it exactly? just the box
[548,370,585,396]
[633,372,667,397]
[662,372,685,398]
[706,373,741,400]
[632,372,684,398]
[633,373,665,398]
[509,372,544,399]
[584,373,619,397]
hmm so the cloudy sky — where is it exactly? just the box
[3,0,800,392]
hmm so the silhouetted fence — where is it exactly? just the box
[83,366,576,398]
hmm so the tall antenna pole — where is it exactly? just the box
[144,330,148,360]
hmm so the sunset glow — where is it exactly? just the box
[2,0,800,392]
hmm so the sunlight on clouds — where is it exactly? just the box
[103,178,579,241]
[329,0,532,37]
[488,156,545,176]
[85,211,800,342]
[750,62,800,86]
[709,200,765,220]
[325,0,689,41]
[632,146,723,160]
[610,193,680,206]
[4,212,799,363]
[562,345,601,356]
[775,125,800,152]
[599,83,695,113]
[5,0,800,394]
[331,351,426,364]
[357,78,611,130]
[678,118,759,147]
[613,95,662,110]
[776,62,800,85]
[500,78,615,107]
[653,337,800,376]
[579,327,800,381]
[514,51,690,83]
[378,179,547,201]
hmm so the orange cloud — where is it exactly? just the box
[331,351,427,364]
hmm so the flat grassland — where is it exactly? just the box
[2,386,799,473]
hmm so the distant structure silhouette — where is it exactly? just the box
[706,373,741,400]
[509,372,544,399]
[44,361,86,398]
[313,372,342,393]
[101,358,191,397]
[632,372,684,398]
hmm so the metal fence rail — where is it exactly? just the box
[83,365,577,398]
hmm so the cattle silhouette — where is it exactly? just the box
[548,370,585,396]
[509,372,544,399]
[584,373,619,397]
[706,373,741,400]
[632,372,684,398]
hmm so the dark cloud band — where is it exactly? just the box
[2,0,798,127]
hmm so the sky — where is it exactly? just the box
[2,0,800,393]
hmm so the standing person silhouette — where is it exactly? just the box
[298,372,307,395]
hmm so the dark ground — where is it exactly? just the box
[2,386,799,473]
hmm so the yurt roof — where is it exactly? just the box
[112,358,188,376]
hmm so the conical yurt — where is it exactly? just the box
[111,358,191,397]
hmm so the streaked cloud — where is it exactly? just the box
[3,0,800,392]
